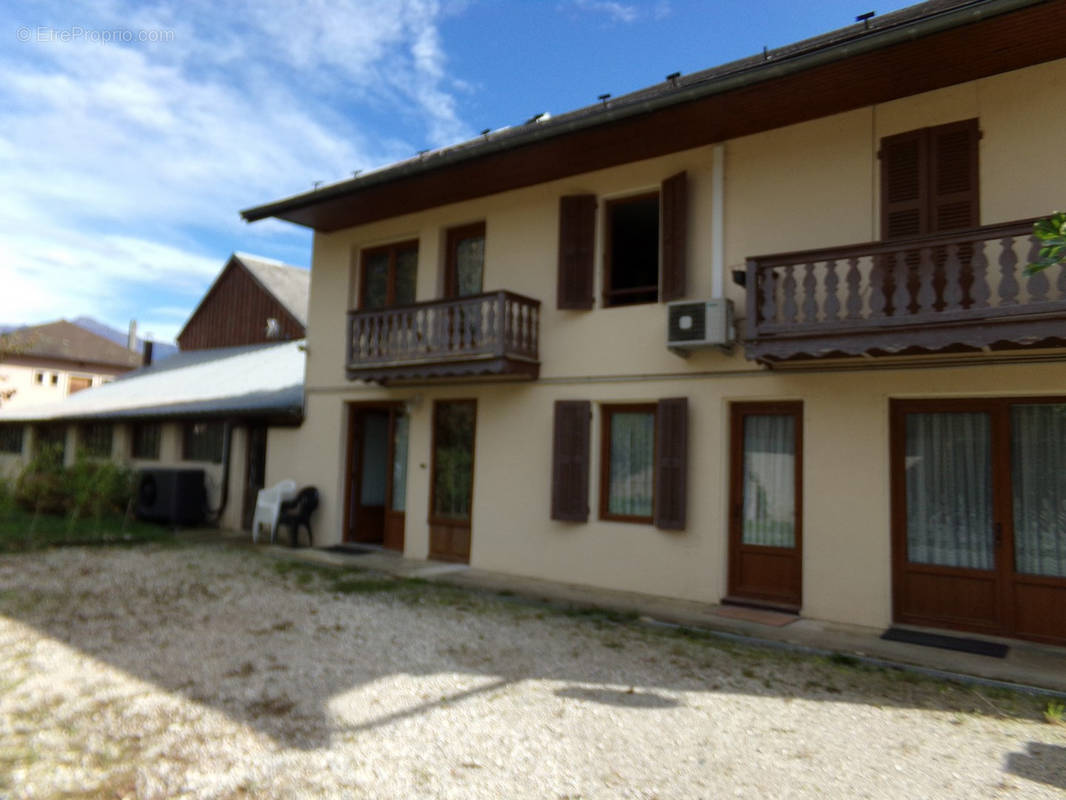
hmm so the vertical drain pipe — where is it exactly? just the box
[711,143,726,299]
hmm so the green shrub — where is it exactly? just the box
[14,444,66,514]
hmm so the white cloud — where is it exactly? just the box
[0,0,471,341]
[572,0,639,24]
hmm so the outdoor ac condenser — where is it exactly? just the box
[135,468,207,526]
[666,299,735,353]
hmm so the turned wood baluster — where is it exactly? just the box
[782,265,798,324]
[916,247,937,315]
[891,251,910,317]
[823,259,840,322]
[1026,234,1050,303]
[970,239,990,309]
[844,256,862,319]
[997,236,1019,306]
[530,306,539,357]
[487,295,499,352]
[868,257,886,318]
[802,263,817,324]
[759,267,777,326]
[942,243,963,312]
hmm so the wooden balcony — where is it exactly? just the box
[744,219,1066,363]
[346,291,541,384]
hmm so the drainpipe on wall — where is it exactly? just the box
[711,143,726,299]
[205,419,235,525]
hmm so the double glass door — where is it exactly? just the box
[891,399,1066,644]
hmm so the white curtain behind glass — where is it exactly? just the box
[741,415,795,547]
[1011,404,1066,578]
[391,413,409,513]
[608,412,655,517]
[905,412,993,569]
[359,413,389,506]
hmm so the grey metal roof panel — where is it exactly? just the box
[0,340,306,423]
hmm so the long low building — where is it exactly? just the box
[0,340,305,532]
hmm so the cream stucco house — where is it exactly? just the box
[241,0,1066,646]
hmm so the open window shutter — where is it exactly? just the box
[551,400,591,522]
[880,130,927,240]
[654,397,688,530]
[660,171,688,301]
[557,195,596,310]
[929,118,979,233]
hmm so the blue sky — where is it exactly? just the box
[1,0,915,343]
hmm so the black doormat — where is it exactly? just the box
[881,628,1009,658]
[324,544,377,555]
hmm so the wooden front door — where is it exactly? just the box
[891,398,1066,645]
[429,399,476,563]
[345,405,407,551]
[242,424,268,530]
[728,402,803,611]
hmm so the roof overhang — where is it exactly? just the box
[241,0,1066,233]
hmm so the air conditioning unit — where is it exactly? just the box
[135,468,207,526]
[667,299,735,353]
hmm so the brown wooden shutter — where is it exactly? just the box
[881,118,979,240]
[929,118,979,233]
[557,195,596,310]
[551,400,591,522]
[660,171,688,301]
[654,397,688,531]
[880,130,927,240]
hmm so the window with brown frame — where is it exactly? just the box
[445,222,485,298]
[597,399,688,528]
[358,240,419,309]
[131,422,162,460]
[604,193,660,307]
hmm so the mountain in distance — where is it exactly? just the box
[71,316,178,361]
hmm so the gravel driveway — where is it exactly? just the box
[0,541,1063,799]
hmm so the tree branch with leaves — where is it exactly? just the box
[1025,211,1066,275]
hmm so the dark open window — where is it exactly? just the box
[0,424,24,455]
[78,423,113,458]
[183,421,224,463]
[604,193,660,307]
[131,423,161,460]
[359,240,418,309]
[445,222,485,298]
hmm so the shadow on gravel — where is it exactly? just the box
[0,543,1053,753]
[554,686,681,709]
[1005,742,1066,790]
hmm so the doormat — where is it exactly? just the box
[881,628,1009,658]
[324,544,377,555]
[712,605,797,627]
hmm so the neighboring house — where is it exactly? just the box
[71,316,179,363]
[0,320,143,410]
[177,253,309,350]
[0,341,305,531]
[0,253,310,531]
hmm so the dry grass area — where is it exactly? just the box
[0,541,1063,799]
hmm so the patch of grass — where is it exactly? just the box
[332,577,402,594]
[1044,700,1065,725]
[0,503,170,551]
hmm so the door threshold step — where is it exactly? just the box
[720,596,800,615]
[881,627,1009,658]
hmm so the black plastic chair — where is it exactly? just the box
[277,487,319,548]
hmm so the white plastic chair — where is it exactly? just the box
[251,479,298,544]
